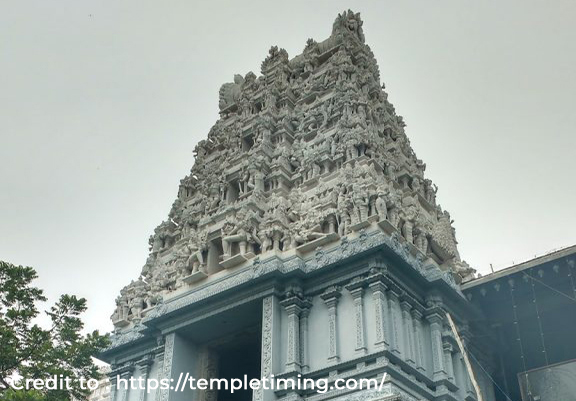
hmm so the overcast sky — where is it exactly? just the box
[1,0,575,334]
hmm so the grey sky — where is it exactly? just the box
[1,0,575,334]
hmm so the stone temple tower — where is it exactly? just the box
[101,10,495,401]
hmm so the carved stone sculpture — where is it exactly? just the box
[111,10,473,328]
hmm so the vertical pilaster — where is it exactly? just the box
[346,278,367,355]
[369,280,389,350]
[411,309,426,372]
[426,313,447,382]
[159,333,175,401]
[400,301,415,364]
[199,347,219,401]
[109,372,117,401]
[119,370,132,401]
[321,286,342,364]
[460,328,476,399]
[443,340,455,383]
[280,292,311,373]
[454,351,467,397]
[286,305,301,372]
[254,295,280,401]
[300,306,311,373]
[137,356,154,401]
[154,339,165,401]
[387,290,401,356]
[463,356,475,399]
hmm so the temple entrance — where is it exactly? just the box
[179,300,263,401]
[214,328,261,401]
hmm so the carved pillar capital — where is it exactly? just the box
[410,308,423,320]
[367,265,389,281]
[111,361,135,378]
[136,354,155,370]
[320,285,342,307]
[425,310,445,325]
[345,275,367,296]
[442,341,454,353]
[399,300,412,312]
[368,279,388,293]
[387,289,401,302]
[280,293,311,315]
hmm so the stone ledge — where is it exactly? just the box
[220,252,256,269]
[296,233,340,255]
[182,270,208,284]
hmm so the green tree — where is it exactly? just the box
[0,261,110,400]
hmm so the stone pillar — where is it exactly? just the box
[108,363,134,401]
[254,295,281,401]
[300,306,311,373]
[426,313,447,382]
[321,286,342,364]
[137,356,154,401]
[411,309,426,372]
[280,292,310,373]
[199,347,219,401]
[159,333,175,401]
[369,280,389,350]
[460,328,476,399]
[118,369,132,401]
[454,351,468,397]
[387,290,401,356]
[346,278,367,355]
[108,372,117,401]
[443,340,455,383]
[153,339,165,401]
[327,214,338,234]
[400,301,415,364]
[286,304,302,372]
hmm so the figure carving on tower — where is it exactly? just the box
[111,10,475,329]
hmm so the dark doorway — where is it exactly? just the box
[178,300,263,401]
[215,328,261,401]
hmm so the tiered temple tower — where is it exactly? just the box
[101,11,495,401]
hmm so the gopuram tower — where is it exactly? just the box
[101,11,495,401]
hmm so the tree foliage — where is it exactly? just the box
[0,261,110,400]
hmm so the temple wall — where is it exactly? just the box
[106,284,484,401]
[262,270,479,401]
[103,231,486,401]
